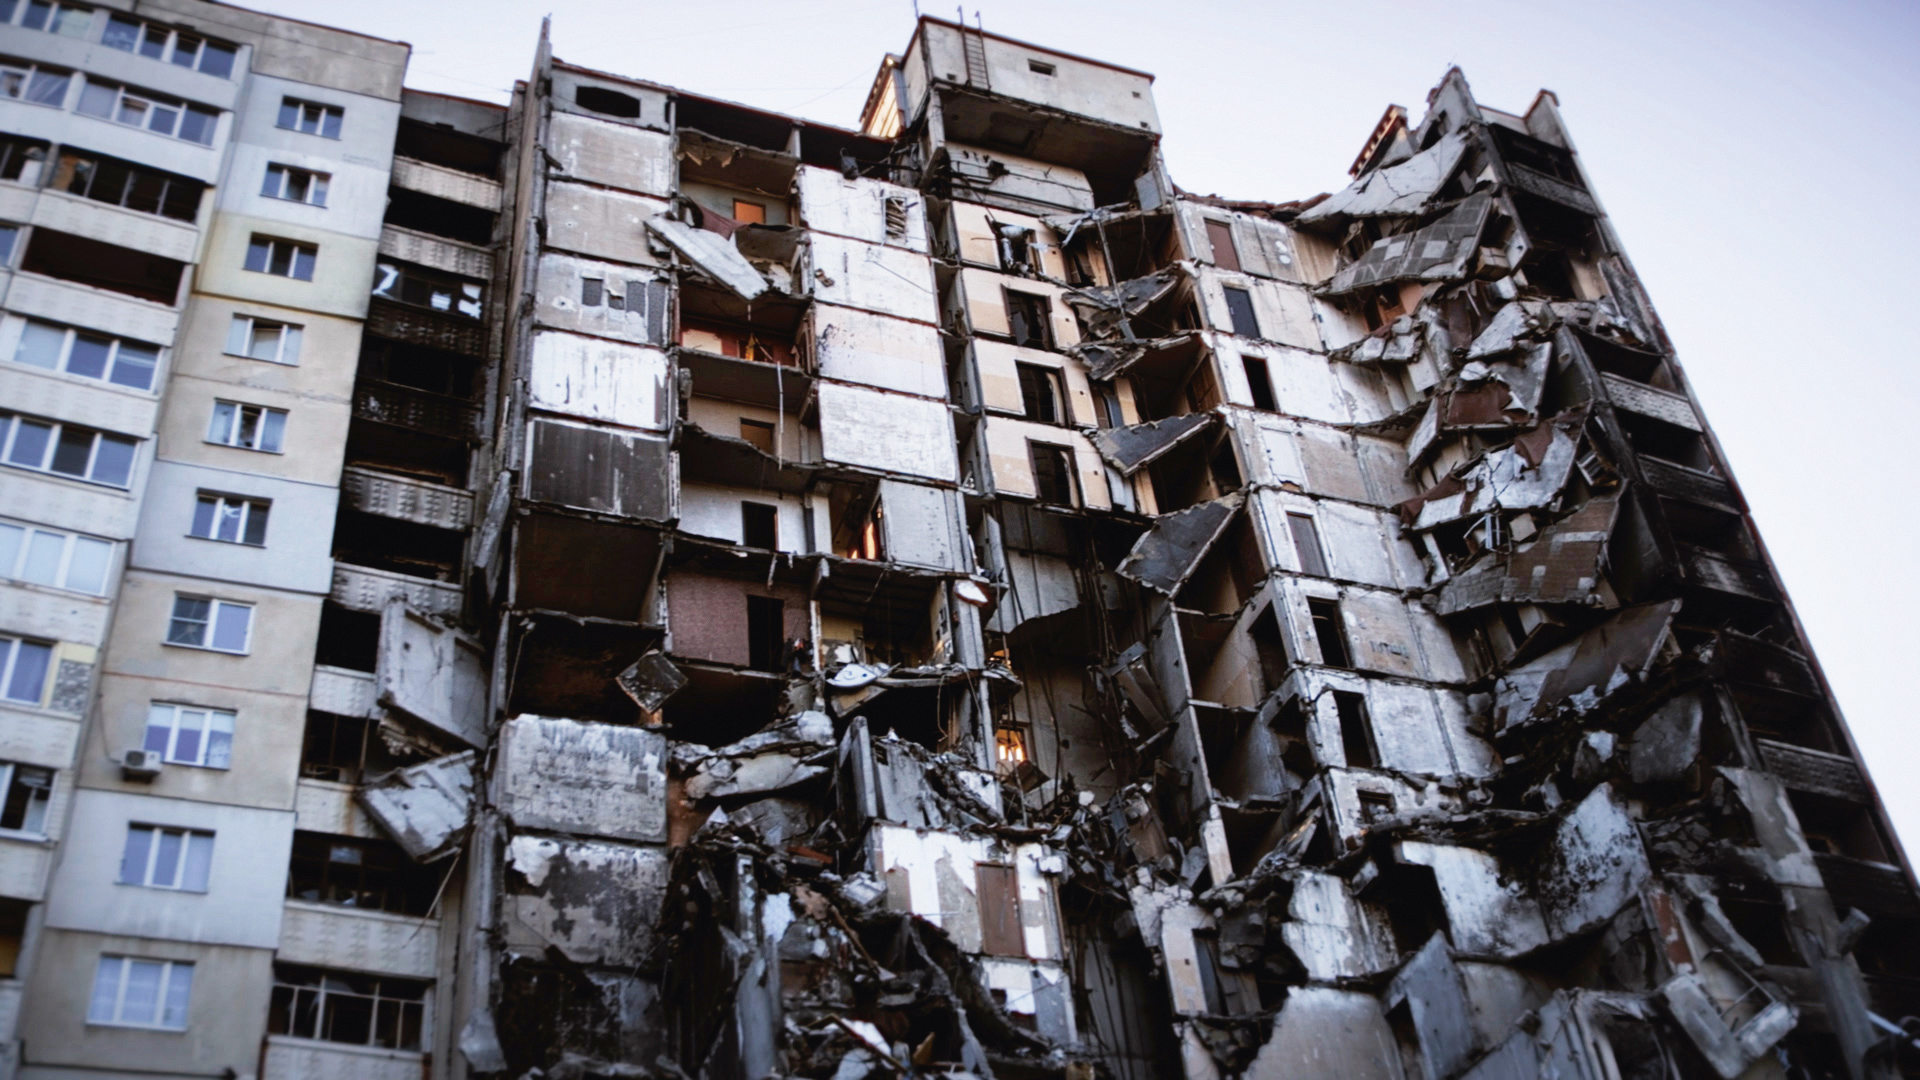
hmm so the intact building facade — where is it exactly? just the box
[0,5,1915,1079]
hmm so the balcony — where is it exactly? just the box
[1814,854,1920,918]
[262,1038,423,1080]
[279,899,439,979]
[309,665,379,720]
[1681,545,1775,602]
[330,563,461,619]
[1637,456,1740,515]
[1755,739,1869,803]
[391,155,502,211]
[379,223,492,281]
[366,297,487,357]
[1601,373,1699,431]
[292,777,381,839]
[1504,162,1600,217]
[352,378,480,441]
[341,466,473,532]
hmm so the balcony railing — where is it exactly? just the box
[391,155,502,210]
[366,297,487,357]
[341,466,474,531]
[330,563,461,619]
[352,379,480,441]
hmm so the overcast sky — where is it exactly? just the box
[250,0,1920,856]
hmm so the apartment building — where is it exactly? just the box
[0,5,1915,1080]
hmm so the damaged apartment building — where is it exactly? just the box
[0,5,1916,1080]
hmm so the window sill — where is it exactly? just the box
[184,534,267,548]
[161,641,249,657]
[0,575,111,601]
[241,270,315,283]
[260,195,328,209]
[117,881,209,895]
[86,1019,187,1033]
[0,829,51,847]
[200,441,285,456]
[220,349,298,366]
[272,128,342,141]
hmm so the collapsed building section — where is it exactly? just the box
[313,19,1918,1080]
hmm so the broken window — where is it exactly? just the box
[0,412,138,487]
[277,97,343,138]
[1005,289,1054,350]
[225,315,303,365]
[0,760,51,833]
[1286,512,1328,577]
[1358,791,1395,824]
[574,84,640,118]
[166,595,252,654]
[1335,690,1377,768]
[1205,219,1241,272]
[119,824,214,892]
[0,134,47,181]
[54,149,204,221]
[268,964,428,1051]
[739,418,775,453]
[207,401,286,453]
[0,519,113,595]
[884,196,909,242]
[262,163,328,206]
[20,228,186,304]
[287,832,437,915]
[300,712,397,784]
[88,957,194,1031]
[244,235,316,280]
[1222,286,1260,338]
[0,637,52,706]
[994,726,1030,774]
[13,319,160,390]
[741,501,778,550]
[371,260,484,318]
[144,703,234,770]
[190,493,269,546]
[1192,931,1228,1013]
[996,223,1037,274]
[1016,362,1066,424]
[1242,354,1277,410]
[1308,597,1351,668]
[976,863,1025,957]
[746,595,786,673]
[1029,441,1077,507]
[1252,606,1291,691]
[384,187,495,245]
[16,1,91,38]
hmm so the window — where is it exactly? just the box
[1029,441,1076,507]
[731,199,766,225]
[739,418,775,454]
[102,15,238,78]
[189,493,268,546]
[0,224,13,265]
[268,964,428,1051]
[224,315,303,365]
[0,899,25,977]
[13,319,160,390]
[0,761,51,834]
[371,261,482,318]
[996,224,1037,274]
[277,97,342,139]
[300,712,393,784]
[0,637,52,705]
[994,726,1029,774]
[0,58,71,107]
[1308,597,1351,669]
[119,824,214,891]
[1223,286,1260,338]
[52,149,203,222]
[261,164,328,206]
[1242,355,1277,411]
[1286,513,1328,577]
[166,595,252,654]
[1334,690,1377,768]
[1016,362,1066,424]
[76,79,218,145]
[0,134,47,181]
[741,502,777,550]
[884,196,909,242]
[287,832,437,915]
[1005,290,1053,350]
[0,520,112,594]
[746,595,785,673]
[243,236,316,280]
[574,84,639,119]
[143,704,233,769]
[88,956,193,1030]
[1027,59,1056,76]
[580,278,603,306]
[0,412,137,487]
[1205,219,1241,273]
[17,0,92,38]
[207,401,286,452]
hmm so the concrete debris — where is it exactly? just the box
[356,750,475,862]
[1297,129,1472,225]
[1090,412,1216,475]
[1327,192,1495,295]
[646,213,769,299]
[616,650,688,713]
[1116,493,1243,593]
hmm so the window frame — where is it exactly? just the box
[243,235,317,281]
[1222,285,1261,339]
[224,314,304,366]
[143,703,234,770]
[276,97,344,139]
[101,13,239,78]
[286,831,438,916]
[0,518,113,594]
[206,400,287,454]
[1003,288,1054,350]
[1205,219,1242,273]
[1028,440,1078,508]
[87,955,195,1031]
[261,163,329,207]
[1015,361,1067,425]
[165,595,253,655]
[0,412,138,487]
[75,77,218,146]
[0,636,53,706]
[188,492,269,547]
[0,57,74,109]
[118,822,214,892]
[0,759,53,835]
[54,147,205,223]
[15,0,94,39]
[12,317,161,391]
[268,962,429,1051]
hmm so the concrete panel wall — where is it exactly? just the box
[528,330,670,431]
[679,483,817,554]
[224,74,402,203]
[78,672,307,809]
[973,338,1095,422]
[685,397,810,458]
[982,417,1108,510]
[534,253,669,345]
[101,569,321,698]
[0,470,140,540]
[131,461,339,593]
[0,578,113,644]
[796,166,929,253]
[544,182,670,265]
[5,273,181,347]
[919,22,1160,133]
[548,112,673,197]
[0,360,161,440]
[497,716,668,843]
[808,233,938,325]
[809,304,945,399]
[959,267,1080,347]
[196,213,381,319]
[949,202,1067,275]
[279,901,440,979]
[816,382,957,482]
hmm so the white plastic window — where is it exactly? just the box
[88,956,194,1030]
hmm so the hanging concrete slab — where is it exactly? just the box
[1091,412,1216,475]
[615,650,686,713]
[377,600,489,749]
[1297,130,1471,225]
[646,214,767,300]
[357,751,475,862]
[1326,192,1494,296]
[1117,493,1243,594]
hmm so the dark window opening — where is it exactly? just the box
[739,418,775,454]
[1287,512,1328,577]
[746,595,785,673]
[393,118,502,177]
[976,863,1025,957]
[0,897,25,978]
[1252,606,1291,692]
[1192,931,1227,1014]
[1005,290,1053,350]
[383,187,494,246]
[21,229,184,304]
[1205,219,1240,273]
[287,831,437,915]
[1520,250,1579,300]
[741,501,778,550]
[300,712,401,785]
[313,603,380,673]
[1016,362,1065,424]
[996,224,1035,273]
[1029,442,1076,507]
[1336,690,1377,768]
[1027,59,1056,76]
[575,85,641,119]
[268,963,427,1051]
[1789,792,1891,863]
[0,135,48,183]
[359,338,478,400]
[1716,896,1802,967]
[54,149,203,221]
[1358,790,1395,824]
[1242,354,1277,410]
[331,509,464,583]
[1309,598,1350,668]
[1222,286,1259,338]
[1616,411,1713,473]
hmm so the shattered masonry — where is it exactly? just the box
[246,16,1920,1080]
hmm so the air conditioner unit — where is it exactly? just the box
[120,749,163,781]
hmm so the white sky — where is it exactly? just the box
[251,0,1920,857]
